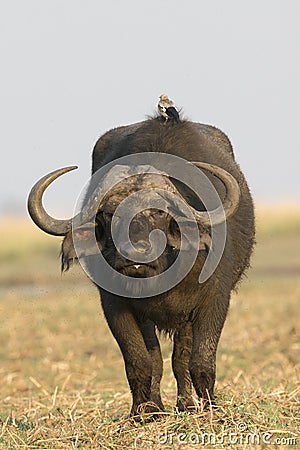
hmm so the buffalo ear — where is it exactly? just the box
[61,231,77,272]
[61,222,101,272]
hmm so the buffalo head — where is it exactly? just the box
[27,162,240,278]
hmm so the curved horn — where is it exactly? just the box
[27,166,79,236]
[191,162,240,227]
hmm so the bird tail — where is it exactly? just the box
[166,106,180,123]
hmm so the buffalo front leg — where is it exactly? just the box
[100,294,159,417]
[172,322,195,411]
[139,320,164,411]
[189,294,230,406]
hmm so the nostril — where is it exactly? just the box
[134,240,151,253]
[119,242,130,258]
[119,241,150,258]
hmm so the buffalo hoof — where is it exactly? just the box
[175,397,197,413]
[130,402,165,422]
[175,396,216,414]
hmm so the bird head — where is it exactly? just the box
[159,94,169,101]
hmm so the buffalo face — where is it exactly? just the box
[96,201,180,278]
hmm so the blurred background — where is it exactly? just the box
[0,0,299,218]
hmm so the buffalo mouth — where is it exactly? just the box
[118,262,159,278]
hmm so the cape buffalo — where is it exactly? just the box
[28,117,255,417]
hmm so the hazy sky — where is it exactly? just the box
[1,1,299,217]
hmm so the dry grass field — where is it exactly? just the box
[0,207,299,449]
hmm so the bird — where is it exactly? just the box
[158,94,180,124]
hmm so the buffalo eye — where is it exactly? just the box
[169,217,180,236]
